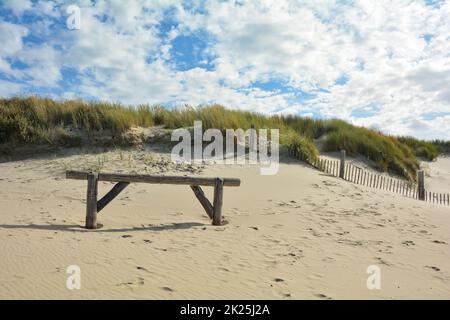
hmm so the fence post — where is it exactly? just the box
[250,124,257,153]
[212,178,224,226]
[339,150,346,179]
[86,172,99,229]
[417,170,425,201]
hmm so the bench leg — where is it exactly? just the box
[97,181,130,213]
[190,185,214,219]
[213,178,224,226]
[85,172,99,229]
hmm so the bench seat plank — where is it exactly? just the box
[66,170,240,187]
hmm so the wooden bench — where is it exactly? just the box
[66,170,241,229]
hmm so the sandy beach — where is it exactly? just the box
[1,0,450,305]
[0,148,449,299]
[421,156,450,191]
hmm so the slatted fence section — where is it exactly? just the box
[425,191,450,205]
[341,163,419,200]
[288,148,449,206]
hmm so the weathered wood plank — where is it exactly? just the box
[86,172,98,229]
[339,150,346,179]
[97,181,130,213]
[212,178,224,226]
[67,170,240,187]
[190,185,214,219]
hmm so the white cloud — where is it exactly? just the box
[0,21,28,56]
[2,0,33,17]
[34,1,60,18]
[0,79,23,97]
[0,0,449,139]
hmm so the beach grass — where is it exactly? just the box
[0,96,445,180]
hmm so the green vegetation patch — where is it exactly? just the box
[1,96,446,180]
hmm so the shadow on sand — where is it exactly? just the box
[0,222,205,233]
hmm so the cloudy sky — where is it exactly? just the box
[0,0,449,139]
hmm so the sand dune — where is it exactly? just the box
[0,150,449,299]
[421,155,450,191]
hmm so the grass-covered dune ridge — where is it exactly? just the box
[0,96,445,180]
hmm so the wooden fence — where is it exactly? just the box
[289,148,449,206]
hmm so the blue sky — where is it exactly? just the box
[0,0,449,139]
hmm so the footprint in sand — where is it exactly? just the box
[337,238,363,246]
[322,180,339,187]
[117,277,145,287]
[136,266,150,272]
[315,293,332,300]
[288,250,304,258]
[375,257,392,266]
[168,212,183,216]
[377,246,394,254]
[271,224,285,229]
[262,237,280,244]
[425,266,440,272]
[372,223,385,228]
[307,227,322,237]
[315,253,333,261]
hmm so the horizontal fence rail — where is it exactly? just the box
[288,149,449,206]
[66,170,241,187]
